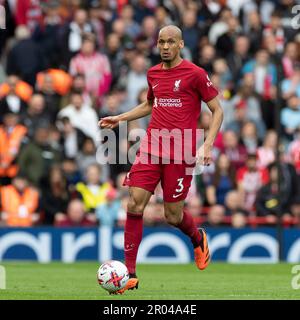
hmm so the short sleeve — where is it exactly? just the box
[195,68,219,103]
[147,74,154,101]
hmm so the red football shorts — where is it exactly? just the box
[123,152,195,202]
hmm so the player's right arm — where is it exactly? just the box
[98,99,153,129]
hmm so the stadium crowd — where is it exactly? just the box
[0,0,300,228]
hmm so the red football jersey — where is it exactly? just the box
[139,59,218,162]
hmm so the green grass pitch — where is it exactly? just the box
[0,262,299,300]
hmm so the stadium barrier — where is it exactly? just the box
[0,227,299,263]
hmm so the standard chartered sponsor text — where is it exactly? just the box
[156,98,182,108]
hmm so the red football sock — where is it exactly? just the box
[177,210,202,248]
[124,212,143,275]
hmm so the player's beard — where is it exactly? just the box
[161,57,172,62]
[161,54,173,62]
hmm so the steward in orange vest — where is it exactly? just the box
[0,75,33,102]
[0,113,27,180]
[0,175,39,227]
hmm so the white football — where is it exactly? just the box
[97,260,129,293]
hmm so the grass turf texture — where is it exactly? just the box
[0,262,299,300]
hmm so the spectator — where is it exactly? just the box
[212,58,233,92]
[206,153,236,206]
[18,126,62,187]
[207,7,232,46]
[6,25,46,86]
[196,44,216,74]
[263,10,285,54]
[282,41,299,78]
[226,35,250,83]
[59,73,92,107]
[231,212,247,228]
[0,75,28,123]
[116,172,129,198]
[291,196,300,225]
[104,33,123,88]
[69,33,112,102]
[99,90,131,181]
[88,1,106,49]
[226,96,266,140]
[0,0,15,57]
[0,112,27,185]
[244,9,263,54]
[281,63,300,100]
[58,91,99,144]
[256,162,294,223]
[58,116,88,159]
[54,199,97,227]
[0,74,33,103]
[15,0,43,33]
[154,6,173,29]
[96,187,121,226]
[36,68,72,96]
[76,137,110,182]
[111,18,132,46]
[59,8,94,68]
[133,0,154,24]
[236,153,269,212]
[181,9,199,56]
[185,196,202,218]
[242,49,277,129]
[143,199,165,226]
[287,128,300,174]
[219,130,248,171]
[280,95,300,141]
[125,54,148,109]
[35,72,62,122]
[245,50,276,87]
[225,190,246,216]
[0,175,40,227]
[263,32,282,64]
[216,16,241,58]
[40,165,71,225]
[227,75,264,127]
[21,93,51,138]
[202,205,226,228]
[61,157,82,192]
[120,4,141,40]
[75,164,111,213]
[32,1,63,68]
[240,121,260,154]
[114,42,138,89]
[257,130,277,169]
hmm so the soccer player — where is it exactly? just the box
[99,25,223,294]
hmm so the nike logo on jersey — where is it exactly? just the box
[172,193,183,198]
[152,83,159,89]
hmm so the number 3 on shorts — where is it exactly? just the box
[175,178,184,193]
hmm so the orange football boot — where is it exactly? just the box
[111,274,139,295]
[194,228,210,270]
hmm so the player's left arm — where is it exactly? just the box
[197,97,223,165]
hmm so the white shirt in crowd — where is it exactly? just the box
[58,103,100,145]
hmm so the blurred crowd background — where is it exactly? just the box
[0,0,300,229]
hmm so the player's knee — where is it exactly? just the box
[127,197,146,214]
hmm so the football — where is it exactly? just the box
[97,260,129,293]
